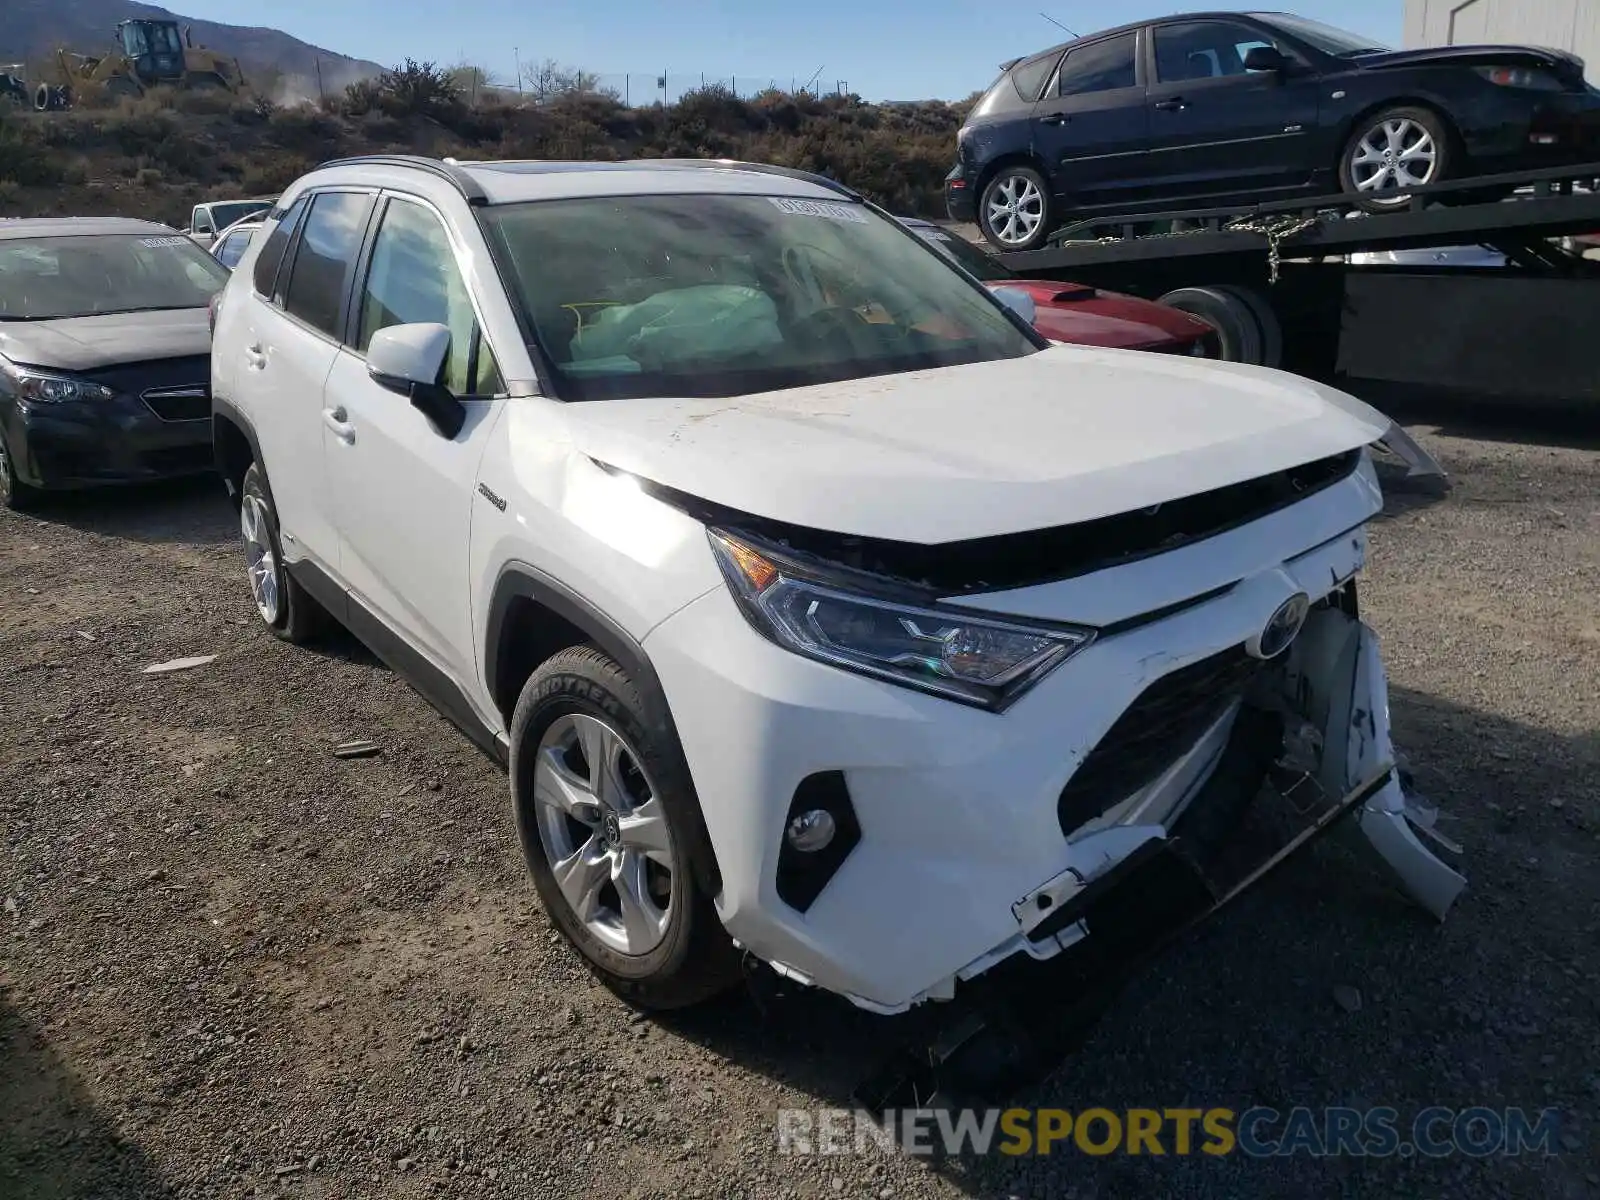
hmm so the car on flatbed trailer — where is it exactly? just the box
[951,10,1600,252]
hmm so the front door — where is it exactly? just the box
[322,194,507,690]
[1029,30,1151,210]
[1143,18,1324,200]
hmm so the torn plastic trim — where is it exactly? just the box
[1373,424,1450,484]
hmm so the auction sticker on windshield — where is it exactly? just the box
[768,197,869,223]
[139,237,192,248]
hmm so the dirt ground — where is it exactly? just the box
[2,405,1597,1199]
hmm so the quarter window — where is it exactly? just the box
[251,196,308,298]
[1056,34,1138,96]
[281,191,372,338]
[356,198,502,395]
[1010,53,1063,102]
[1154,22,1277,82]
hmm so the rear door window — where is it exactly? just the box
[1056,33,1139,96]
[280,191,373,338]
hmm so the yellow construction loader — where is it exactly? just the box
[36,19,245,110]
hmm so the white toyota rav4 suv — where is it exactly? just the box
[209,155,1466,1015]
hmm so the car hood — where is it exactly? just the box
[559,345,1393,544]
[1353,43,1587,86]
[0,308,213,372]
[990,279,1213,349]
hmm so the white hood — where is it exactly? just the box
[561,344,1392,543]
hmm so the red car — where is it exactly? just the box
[900,218,1217,356]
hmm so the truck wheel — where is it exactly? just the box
[238,462,328,643]
[979,165,1053,252]
[33,84,50,112]
[509,646,739,1011]
[1340,106,1453,214]
[1212,285,1283,369]
[1156,286,1263,365]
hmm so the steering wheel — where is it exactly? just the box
[787,305,872,345]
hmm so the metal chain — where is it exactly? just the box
[1050,212,1328,284]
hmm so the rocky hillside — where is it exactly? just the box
[3,0,382,93]
[0,75,966,226]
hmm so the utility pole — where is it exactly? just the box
[514,47,522,94]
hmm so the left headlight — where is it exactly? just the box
[1,360,115,404]
[708,529,1094,711]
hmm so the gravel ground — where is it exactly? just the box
[2,407,1597,1199]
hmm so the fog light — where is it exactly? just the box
[1531,133,1559,145]
[785,809,837,853]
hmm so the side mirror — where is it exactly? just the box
[193,215,213,235]
[990,285,1037,327]
[366,322,466,439]
[1243,46,1289,73]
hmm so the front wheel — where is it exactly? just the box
[1339,106,1453,213]
[510,646,738,1010]
[979,165,1053,252]
[0,431,41,512]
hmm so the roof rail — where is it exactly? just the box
[643,158,862,201]
[313,155,488,204]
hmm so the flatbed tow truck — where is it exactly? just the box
[989,161,1600,411]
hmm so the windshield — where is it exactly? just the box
[0,234,229,321]
[1252,13,1391,56]
[480,194,1041,402]
[905,225,1014,282]
[208,201,274,231]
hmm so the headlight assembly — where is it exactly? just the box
[708,529,1094,711]
[1,360,115,404]
[1474,65,1564,91]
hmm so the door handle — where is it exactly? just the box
[1037,112,1069,126]
[1154,97,1188,112]
[244,344,267,370]
[322,405,355,444]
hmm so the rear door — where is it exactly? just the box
[230,189,375,577]
[1029,30,1151,209]
[1143,17,1324,199]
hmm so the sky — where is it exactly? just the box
[190,0,1405,101]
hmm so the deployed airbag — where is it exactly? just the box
[569,285,783,367]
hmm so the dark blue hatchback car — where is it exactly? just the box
[948,10,1600,250]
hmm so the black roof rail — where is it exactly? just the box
[313,154,488,204]
[640,157,863,201]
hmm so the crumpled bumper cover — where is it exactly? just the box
[851,605,1466,1015]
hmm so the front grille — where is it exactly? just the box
[1057,645,1267,835]
[76,355,211,423]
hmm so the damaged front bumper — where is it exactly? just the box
[853,600,1467,1016]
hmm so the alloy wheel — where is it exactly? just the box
[1349,118,1438,197]
[240,493,281,624]
[532,713,677,957]
[985,172,1046,247]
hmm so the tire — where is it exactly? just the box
[0,430,41,512]
[33,83,50,112]
[1339,105,1453,214]
[978,164,1054,252]
[1156,286,1263,365]
[239,462,328,644]
[1212,284,1283,369]
[509,646,738,1010]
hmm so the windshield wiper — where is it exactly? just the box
[77,304,208,318]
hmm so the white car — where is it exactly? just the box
[208,156,1465,1014]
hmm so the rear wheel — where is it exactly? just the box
[239,462,328,643]
[1340,106,1453,213]
[979,164,1053,252]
